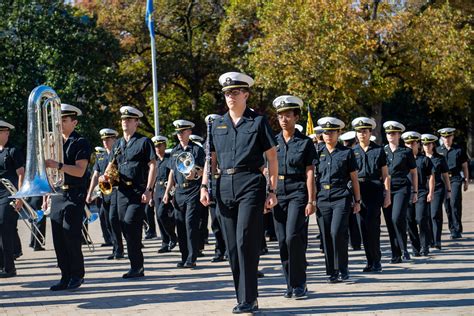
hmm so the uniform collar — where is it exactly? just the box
[223,107,256,128]
[276,129,304,143]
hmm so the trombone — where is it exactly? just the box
[1,178,46,247]
[82,205,99,252]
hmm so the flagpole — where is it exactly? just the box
[150,34,159,135]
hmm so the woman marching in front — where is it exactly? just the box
[382,121,417,263]
[403,132,434,257]
[316,117,361,283]
[352,117,391,273]
[421,134,451,250]
[272,95,316,298]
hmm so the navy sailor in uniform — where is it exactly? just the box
[100,106,156,278]
[151,135,177,254]
[352,117,390,272]
[200,72,278,314]
[437,127,469,239]
[315,117,361,283]
[382,121,417,263]
[403,131,434,257]
[0,120,25,278]
[421,134,451,249]
[272,95,316,299]
[163,120,205,268]
[45,104,91,290]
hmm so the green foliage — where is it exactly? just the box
[0,0,121,146]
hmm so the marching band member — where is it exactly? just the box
[421,134,451,249]
[200,72,278,314]
[0,120,24,278]
[382,121,417,263]
[151,135,177,254]
[272,95,316,299]
[163,120,204,268]
[45,104,91,290]
[316,117,360,283]
[352,117,390,272]
[403,131,434,257]
[100,106,156,278]
[438,127,469,239]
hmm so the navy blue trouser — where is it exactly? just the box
[444,180,463,234]
[174,189,201,263]
[117,187,145,270]
[407,193,430,252]
[107,189,124,255]
[359,181,383,265]
[273,188,307,288]
[317,197,351,275]
[217,172,265,304]
[50,189,86,280]
[430,188,445,245]
[155,196,177,246]
[0,195,18,273]
[383,186,410,258]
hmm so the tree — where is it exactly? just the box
[0,0,121,146]
[87,0,232,140]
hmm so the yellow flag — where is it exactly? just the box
[306,106,314,136]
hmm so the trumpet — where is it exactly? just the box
[1,178,46,247]
[82,205,99,253]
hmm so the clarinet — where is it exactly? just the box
[205,116,213,202]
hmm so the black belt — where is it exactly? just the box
[321,184,346,190]
[60,184,85,191]
[448,172,460,178]
[222,167,260,175]
[278,174,305,180]
[358,177,380,183]
[178,182,190,188]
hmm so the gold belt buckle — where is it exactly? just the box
[278,175,285,180]
[323,184,331,190]
[125,181,132,186]
[182,183,189,188]
[213,174,220,179]
[226,168,236,175]
[159,181,164,186]
[61,185,69,190]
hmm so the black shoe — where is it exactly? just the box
[293,285,308,299]
[269,236,278,242]
[50,279,69,291]
[452,232,462,239]
[211,256,225,263]
[197,251,205,258]
[144,233,157,240]
[339,272,349,282]
[183,261,196,269]
[33,247,45,251]
[168,241,177,251]
[434,244,442,250]
[101,242,113,247]
[284,288,293,298]
[412,250,421,257]
[0,269,17,278]
[403,251,411,261]
[158,245,171,253]
[372,262,382,272]
[362,264,373,273]
[107,254,115,260]
[259,248,269,256]
[390,256,402,264]
[420,248,429,256]
[232,300,258,314]
[327,273,340,283]
[204,238,209,245]
[177,262,185,268]
[13,252,22,260]
[257,270,264,278]
[67,277,84,290]
[122,267,144,279]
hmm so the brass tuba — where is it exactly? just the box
[12,85,64,198]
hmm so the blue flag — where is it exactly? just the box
[145,0,155,37]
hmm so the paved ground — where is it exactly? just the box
[1,189,473,315]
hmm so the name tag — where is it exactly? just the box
[320,154,326,157]
[217,125,227,129]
